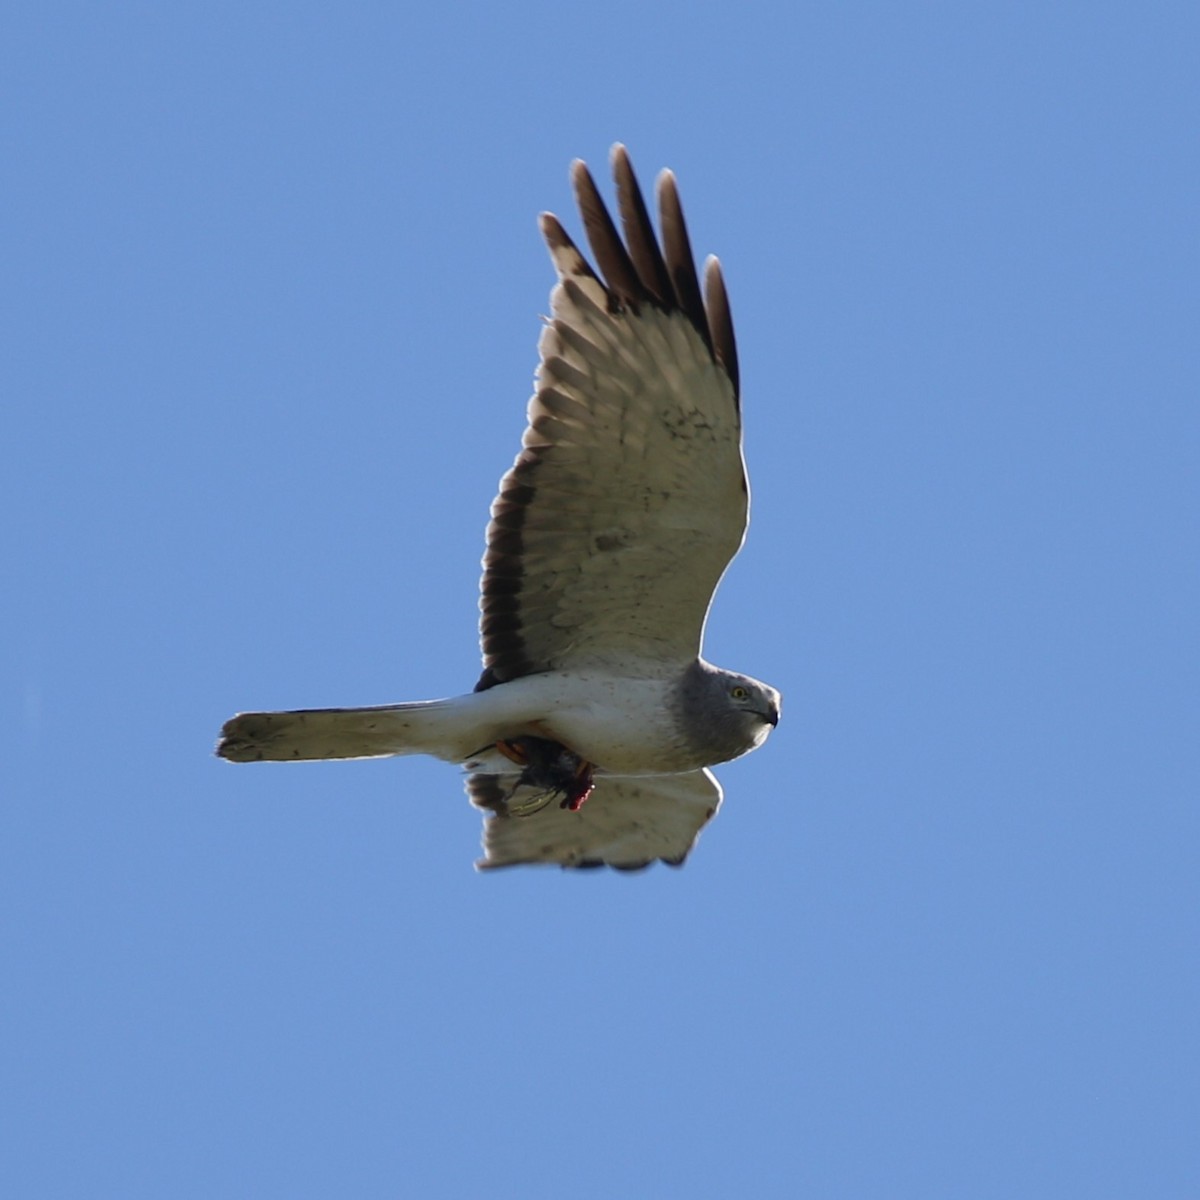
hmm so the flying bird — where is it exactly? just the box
[217,145,781,870]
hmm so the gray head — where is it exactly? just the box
[676,661,782,767]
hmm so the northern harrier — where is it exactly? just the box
[218,146,781,870]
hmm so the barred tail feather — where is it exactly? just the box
[216,701,459,763]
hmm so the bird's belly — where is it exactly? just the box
[468,670,702,775]
[534,680,698,775]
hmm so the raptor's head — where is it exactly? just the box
[722,671,781,748]
[680,661,781,765]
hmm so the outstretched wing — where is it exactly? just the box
[469,768,723,870]
[477,145,747,689]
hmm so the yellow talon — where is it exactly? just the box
[495,739,530,766]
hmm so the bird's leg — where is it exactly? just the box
[495,739,531,766]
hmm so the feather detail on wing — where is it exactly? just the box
[477,145,747,690]
[469,768,723,870]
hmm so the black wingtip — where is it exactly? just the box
[539,150,739,397]
[571,157,643,307]
[611,146,673,305]
[703,255,739,397]
[655,169,714,360]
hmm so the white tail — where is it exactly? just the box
[216,701,461,763]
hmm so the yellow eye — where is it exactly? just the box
[731,685,749,701]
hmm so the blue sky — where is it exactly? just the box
[3,2,1197,1196]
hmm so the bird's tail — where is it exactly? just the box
[216,701,463,763]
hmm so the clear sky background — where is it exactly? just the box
[3,3,1197,1197]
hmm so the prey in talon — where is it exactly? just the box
[496,736,597,812]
